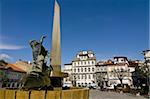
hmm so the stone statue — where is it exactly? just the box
[21,36,53,90]
[29,36,48,73]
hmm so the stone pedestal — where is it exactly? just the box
[50,77,62,87]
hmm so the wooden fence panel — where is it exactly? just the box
[0,88,89,99]
[46,91,60,99]
[30,91,45,99]
[5,90,16,99]
[61,90,72,99]
[82,89,89,99]
[16,91,29,99]
[0,90,5,99]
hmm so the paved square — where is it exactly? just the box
[89,90,146,99]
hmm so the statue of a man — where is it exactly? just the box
[21,36,53,90]
[29,36,47,73]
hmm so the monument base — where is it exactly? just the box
[50,71,68,88]
[50,77,62,88]
[21,72,53,90]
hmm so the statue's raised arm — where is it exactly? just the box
[40,36,46,44]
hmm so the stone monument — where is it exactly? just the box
[21,0,67,90]
[21,36,53,90]
[50,0,63,88]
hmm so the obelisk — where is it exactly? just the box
[50,0,62,87]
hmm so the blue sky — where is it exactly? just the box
[0,0,149,67]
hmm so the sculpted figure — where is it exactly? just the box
[29,36,47,73]
[21,36,53,90]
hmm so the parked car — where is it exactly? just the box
[106,85,114,90]
[89,83,97,89]
[106,84,117,90]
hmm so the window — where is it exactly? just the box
[92,68,94,72]
[92,61,94,64]
[81,61,83,65]
[78,68,80,72]
[88,68,90,72]
[85,74,87,79]
[81,68,83,72]
[78,75,80,79]
[79,62,81,65]
[89,75,91,79]
[82,75,83,79]
[85,68,87,72]
[93,74,95,78]
[74,69,76,72]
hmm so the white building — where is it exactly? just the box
[96,56,138,88]
[63,63,73,87]
[72,50,97,87]
[107,57,132,86]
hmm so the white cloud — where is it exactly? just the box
[0,43,25,50]
[0,53,13,62]
[0,35,25,50]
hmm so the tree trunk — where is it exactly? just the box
[120,79,123,88]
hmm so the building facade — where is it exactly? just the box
[71,51,97,87]
[95,60,113,88]
[63,51,140,89]
[63,63,73,87]
[107,57,130,86]
[96,57,137,88]
[0,61,25,89]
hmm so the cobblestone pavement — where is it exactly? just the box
[89,89,147,99]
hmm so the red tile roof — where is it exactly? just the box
[6,63,25,72]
